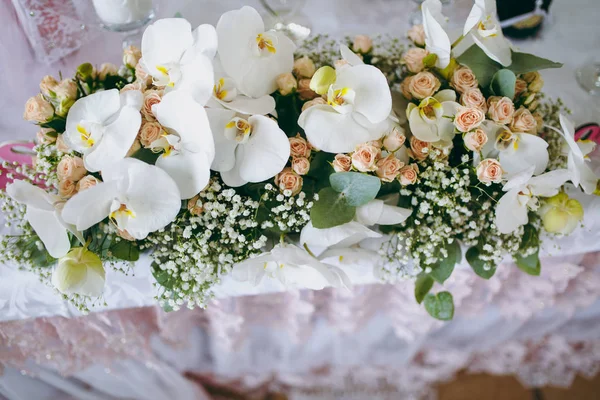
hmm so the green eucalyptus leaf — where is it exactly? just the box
[329,172,381,207]
[490,69,517,99]
[515,250,541,276]
[415,274,434,304]
[424,291,454,321]
[466,246,497,279]
[109,239,140,261]
[456,44,501,88]
[430,240,462,284]
[508,52,563,75]
[310,187,356,228]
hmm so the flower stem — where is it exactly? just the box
[303,243,317,258]
[451,34,465,49]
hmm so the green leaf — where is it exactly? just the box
[466,246,497,279]
[310,187,356,228]
[430,240,462,284]
[490,69,516,99]
[109,239,140,261]
[508,51,563,75]
[130,147,160,165]
[515,250,541,276]
[519,223,540,253]
[415,274,434,304]
[152,263,176,289]
[456,44,501,88]
[329,172,381,207]
[422,53,438,68]
[424,291,454,321]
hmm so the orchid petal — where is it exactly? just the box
[220,160,249,187]
[300,221,381,253]
[6,180,54,211]
[26,208,70,258]
[434,89,457,103]
[176,53,214,106]
[463,0,485,35]
[339,44,364,66]
[216,94,276,115]
[559,114,583,159]
[422,0,451,69]
[206,108,238,172]
[530,169,571,197]
[408,106,439,142]
[191,23,218,59]
[472,32,512,67]
[355,199,385,226]
[500,133,549,177]
[155,151,211,199]
[141,18,194,78]
[61,181,120,232]
[496,188,528,234]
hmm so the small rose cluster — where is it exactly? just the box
[276,55,318,99]
[274,134,314,196]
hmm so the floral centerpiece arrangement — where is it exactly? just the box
[2,0,597,319]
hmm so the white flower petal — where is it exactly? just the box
[120,90,143,110]
[26,208,70,258]
[6,180,54,211]
[500,133,549,177]
[236,115,290,183]
[422,0,451,69]
[61,181,120,232]
[472,33,512,67]
[141,18,193,78]
[378,204,413,225]
[216,94,275,115]
[434,89,457,103]
[299,105,378,153]
[559,114,583,159]
[496,189,528,234]
[355,199,384,226]
[231,258,268,286]
[220,160,249,187]
[155,151,211,199]
[191,23,218,59]
[334,64,392,124]
[300,221,381,252]
[463,0,485,35]
[408,106,440,142]
[177,52,215,106]
[206,108,238,172]
[530,168,571,197]
[339,44,364,66]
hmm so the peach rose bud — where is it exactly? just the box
[56,134,71,153]
[376,154,404,182]
[409,136,430,161]
[276,73,297,96]
[510,107,537,134]
[142,90,163,121]
[24,95,54,122]
[55,79,77,101]
[407,24,425,46]
[297,79,319,100]
[98,63,118,80]
[293,56,316,78]
[398,164,418,185]
[352,35,373,53]
[123,45,142,68]
[383,126,406,152]
[57,155,86,182]
[460,88,487,113]
[476,159,503,183]
[451,66,479,94]
[351,143,380,172]
[187,195,203,216]
[36,128,57,145]
[403,48,429,73]
[289,134,311,158]
[39,75,58,98]
[332,154,352,172]
[454,106,485,133]
[487,96,515,125]
[292,157,310,175]
[275,167,303,195]
[463,128,488,152]
[408,71,441,100]
[76,175,99,192]
[302,97,326,112]
[117,229,136,241]
[135,61,152,87]
[514,78,528,98]
[139,121,163,148]
[528,74,544,93]
[400,76,414,100]
[58,179,77,199]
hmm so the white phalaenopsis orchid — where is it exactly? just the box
[495,167,571,234]
[557,114,599,194]
[51,247,105,297]
[232,243,349,290]
[422,0,451,69]
[407,89,460,143]
[298,54,392,153]
[151,91,215,199]
[480,121,549,176]
[207,108,290,187]
[64,89,142,172]
[141,18,216,104]
[62,158,181,240]
[463,0,512,66]
[207,59,276,115]
[216,6,295,98]
[6,180,81,258]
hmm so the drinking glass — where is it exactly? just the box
[259,0,311,42]
[576,56,600,97]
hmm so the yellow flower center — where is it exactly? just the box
[77,124,94,148]
[328,87,350,106]
[156,65,175,87]
[226,118,253,143]
[213,78,228,100]
[110,204,136,220]
[256,34,276,54]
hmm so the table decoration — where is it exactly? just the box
[1,0,597,320]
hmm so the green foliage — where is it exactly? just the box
[415,274,434,304]
[329,172,381,207]
[515,250,541,276]
[423,53,438,68]
[152,263,177,290]
[490,69,516,99]
[424,291,454,320]
[310,187,355,228]
[131,148,160,165]
[430,240,462,284]
[466,245,496,279]
[109,239,140,262]
[509,52,563,75]
[40,118,66,133]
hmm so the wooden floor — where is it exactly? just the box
[437,372,600,400]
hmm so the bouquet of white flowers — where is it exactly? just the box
[2,1,597,319]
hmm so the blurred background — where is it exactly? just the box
[0,0,600,399]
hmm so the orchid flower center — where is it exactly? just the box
[76,121,104,149]
[109,199,136,230]
[495,130,518,151]
[213,77,238,102]
[150,132,182,158]
[517,187,539,211]
[418,97,442,122]
[154,64,181,88]
[327,86,355,114]
[255,32,278,56]
[477,16,499,38]
[225,117,253,144]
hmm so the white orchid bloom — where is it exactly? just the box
[355,198,413,226]
[207,58,276,115]
[463,0,512,66]
[216,6,295,98]
[64,89,142,172]
[422,0,451,69]
[232,243,348,290]
[480,121,549,177]
[495,167,570,234]
[298,60,392,153]
[62,158,181,240]
[339,44,365,67]
[319,247,380,284]
[557,114,599,194]
[151,91,215,199]
[407,89,460,143]
[141,18,216,104]
[207,108,290,187]
[5,180,82,258]
[51,247,105,297]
